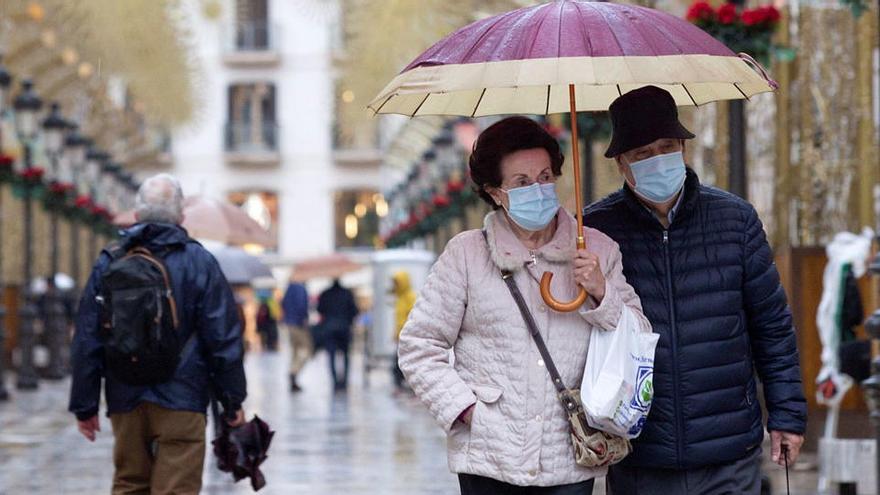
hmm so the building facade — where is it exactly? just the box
[145,0,384,262]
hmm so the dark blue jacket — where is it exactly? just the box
[281,282,309,326]
[69,223,247,420]
[585,169,806,469]
[317,281,358,335]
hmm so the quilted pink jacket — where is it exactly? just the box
[398,209,651,486]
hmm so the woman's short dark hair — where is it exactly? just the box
[469,116,564,209]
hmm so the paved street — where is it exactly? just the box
[1,334,820,494]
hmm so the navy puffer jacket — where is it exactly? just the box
[69,223,247,420]
[584,169,806,469]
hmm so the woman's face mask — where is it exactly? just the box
[627,151,686,204]
[501,182,560,231]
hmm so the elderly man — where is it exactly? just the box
[585,86,807,494]
[69,173,247,494]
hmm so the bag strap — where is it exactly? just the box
[481,230,582,416]
[501,267,569,396]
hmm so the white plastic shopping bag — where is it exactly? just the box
[580,306,659,439]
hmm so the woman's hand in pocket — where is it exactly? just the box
[457,404,475,426]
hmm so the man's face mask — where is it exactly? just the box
[501,182,560,231]
[627,151,686,204]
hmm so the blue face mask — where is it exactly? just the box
[502,183,560,231]
[628,151,686,204]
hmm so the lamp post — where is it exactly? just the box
[13,79,43,390]
[0,56,12,401]
[41,102,68,379]
[65,129,88,287]
[85,147,109,261]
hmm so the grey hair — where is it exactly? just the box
[135,173,184,224]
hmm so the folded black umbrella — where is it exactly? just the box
[211,404,274,491]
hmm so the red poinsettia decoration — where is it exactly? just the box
[18,167,45,183]
[685,1,780,64]
[91,204,113,222]
[716,3,738,24]
[446,178,465,195]
[75,195,94,210]
[741,5,781,26]
[685,1,715,23]
[49,182,76,196]
[432,193,451,209]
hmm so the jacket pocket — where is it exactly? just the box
[468,384,504,460]
[473,384,503,404]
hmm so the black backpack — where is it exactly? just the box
[97,244,182,386]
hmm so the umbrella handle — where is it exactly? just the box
[539,272,588,313]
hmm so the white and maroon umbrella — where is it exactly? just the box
[370,0,776,312]
[114,195,275,248]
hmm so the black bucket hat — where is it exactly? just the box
[604,86,695,158]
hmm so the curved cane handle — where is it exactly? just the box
[540,271,588,313]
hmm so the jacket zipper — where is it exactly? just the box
[663,229,684,468]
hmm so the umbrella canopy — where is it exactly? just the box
[206,244,273,286]
[370,0,777,312]
[183,196,274,247]
[369,0,775,117]
[291,254,363,282]
[114,195,275,248]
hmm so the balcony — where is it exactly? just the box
[222,21,281,67]
[224,121,280,166]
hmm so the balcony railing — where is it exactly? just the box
[230,20,274,51]
[225,121,278,154]
[222,21,280,66]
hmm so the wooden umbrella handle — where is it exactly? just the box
[540,272,588,312]
[539,83,588,313]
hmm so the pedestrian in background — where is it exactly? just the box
[390,270,416,393]
[585,86,807,494]
[255,292,280,351]
[69,173,247,495]
[317,279,359,391]
[282,279,312,392]
[399,117,651,493]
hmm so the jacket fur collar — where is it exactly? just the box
[483,209,576,273]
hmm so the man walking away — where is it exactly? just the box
[69,173,247,495]
[282,280,311,392]
[585,86,807,495]
[317,279,359,391]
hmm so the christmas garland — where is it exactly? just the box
[384,177,478,248]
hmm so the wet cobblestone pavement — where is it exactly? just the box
[0,338,820,494]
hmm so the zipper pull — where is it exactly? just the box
[529,250,537,266]
[663,231,669,244]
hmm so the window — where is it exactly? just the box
[228,190,279,251]
[234,0,270,50]
[226,82,278,153]
[334,190,381,249]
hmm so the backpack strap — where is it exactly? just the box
[102,242,128,262]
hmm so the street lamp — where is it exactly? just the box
[13,79,43,390]
[85,147,109,260]
[0,57,10,401]
[41,102,69,380]
[64,127,88,288]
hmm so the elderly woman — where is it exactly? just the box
[398,117,651,494]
